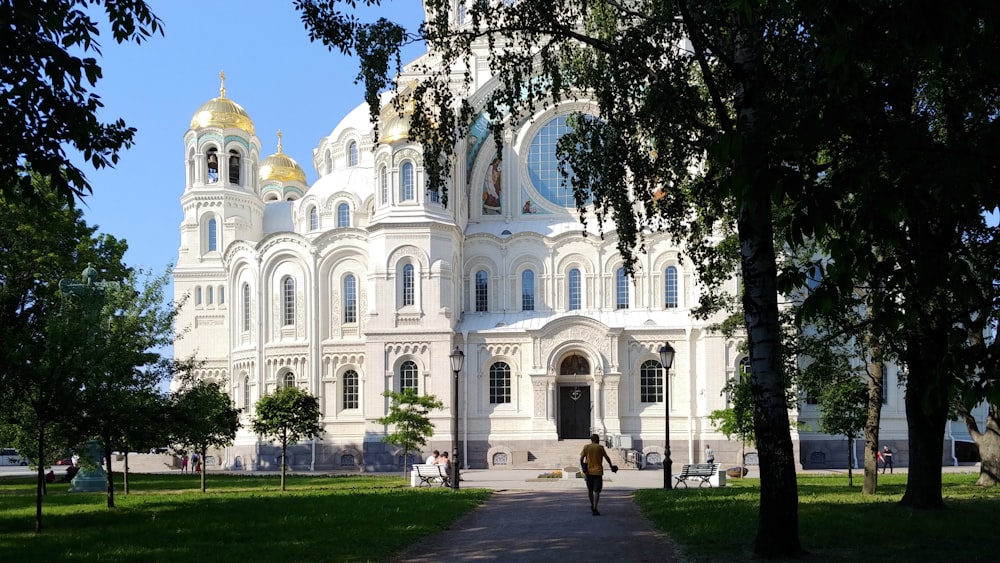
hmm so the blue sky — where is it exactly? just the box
[81,0,426,276]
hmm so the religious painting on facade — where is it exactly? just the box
[482,155,502,214]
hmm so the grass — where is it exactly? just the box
[0,472,490,562]
[636,473,1000,562]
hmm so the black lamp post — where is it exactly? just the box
[659,342,675,489]
[449,346,465,491]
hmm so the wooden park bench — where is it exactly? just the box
[672,463,720,488]
[413,464,450,487]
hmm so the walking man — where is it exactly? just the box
[580,433,618,516]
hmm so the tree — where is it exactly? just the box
[115,387,172,495]
[798,344,868,487]
[790,3,1000,509]
[377,389,443,478]
[0,0,162,204]
[169,365,241,493]
[251,386,324,491]
[709,373,756,468]
[77,268,177,508]
[0,180,129,531]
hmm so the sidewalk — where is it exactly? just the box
[390,468,684,562]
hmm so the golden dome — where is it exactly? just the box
[259,130,307,184]
[378,113,411,144]
[378,83,417,144]
[189,71,255,134]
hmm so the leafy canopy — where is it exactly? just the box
[0,0,162,203]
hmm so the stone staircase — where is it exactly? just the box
[520,440,634,470]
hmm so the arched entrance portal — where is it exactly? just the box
[558,354,591,439]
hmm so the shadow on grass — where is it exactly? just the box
[0,473,491,562]
[636,473,1000,562]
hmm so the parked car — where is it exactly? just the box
[55,457,74,466]
[1,448,28,466]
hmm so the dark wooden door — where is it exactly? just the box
[559,386,591,439]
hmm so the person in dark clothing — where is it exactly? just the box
[881,445,894,474]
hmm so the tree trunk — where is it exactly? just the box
[104,448,115,508]
[741,197,801,556]
[899,336,948,509]
[847,437,854,487]
[863,356,884,495]
[281,439,287,492]
[200,448,207,493]
[959,402,1000,486]
[733,9,801,557]
[123,452,130,495]
[35,424,45,533]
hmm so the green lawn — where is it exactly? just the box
[5,471,996,562]
[636,473,1000,562]
[0,473,490,562]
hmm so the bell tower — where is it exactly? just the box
[175,72,263,364]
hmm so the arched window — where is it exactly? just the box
[283,372,295,388]
[475,270,489,312]
[337,203,350,227]
[402,264,415,307]
[343,369,359,409]
[309,206,319,230]
[732,357,753,407]
[228,150,241,184]
[218,286,225,304]
[665,266,678,309]
[344,274,357,323]
[241,282,251,332]
[243,375,250,409]
[348,141,359,167]
[380,166,388,204]
[568,268,581,310]
[207,218,218,252]
[401,162,414,201]
[521,269,535,311]
[206,148,219,183]
[399,360,418,392]
[640,359,664,403]
[489,362,511,404]
[615,267,629,310]
[206,286,214,305]
[282,276,295,326]
[194,286,202,306]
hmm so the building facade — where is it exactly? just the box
[172,7,936,472]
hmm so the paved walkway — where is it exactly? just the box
[389,469,684,562]
[388,464,981,562]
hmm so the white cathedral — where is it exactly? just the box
[171,9,926,473]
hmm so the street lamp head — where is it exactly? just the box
[659,342,675,369]
[449,346,465,373]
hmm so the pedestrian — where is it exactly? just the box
[191,452,199,474]
[181,454,188,473]
[436,451,452,486]
[882,445,894,474]
[580,433,618,516]
[705,444,715,464]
